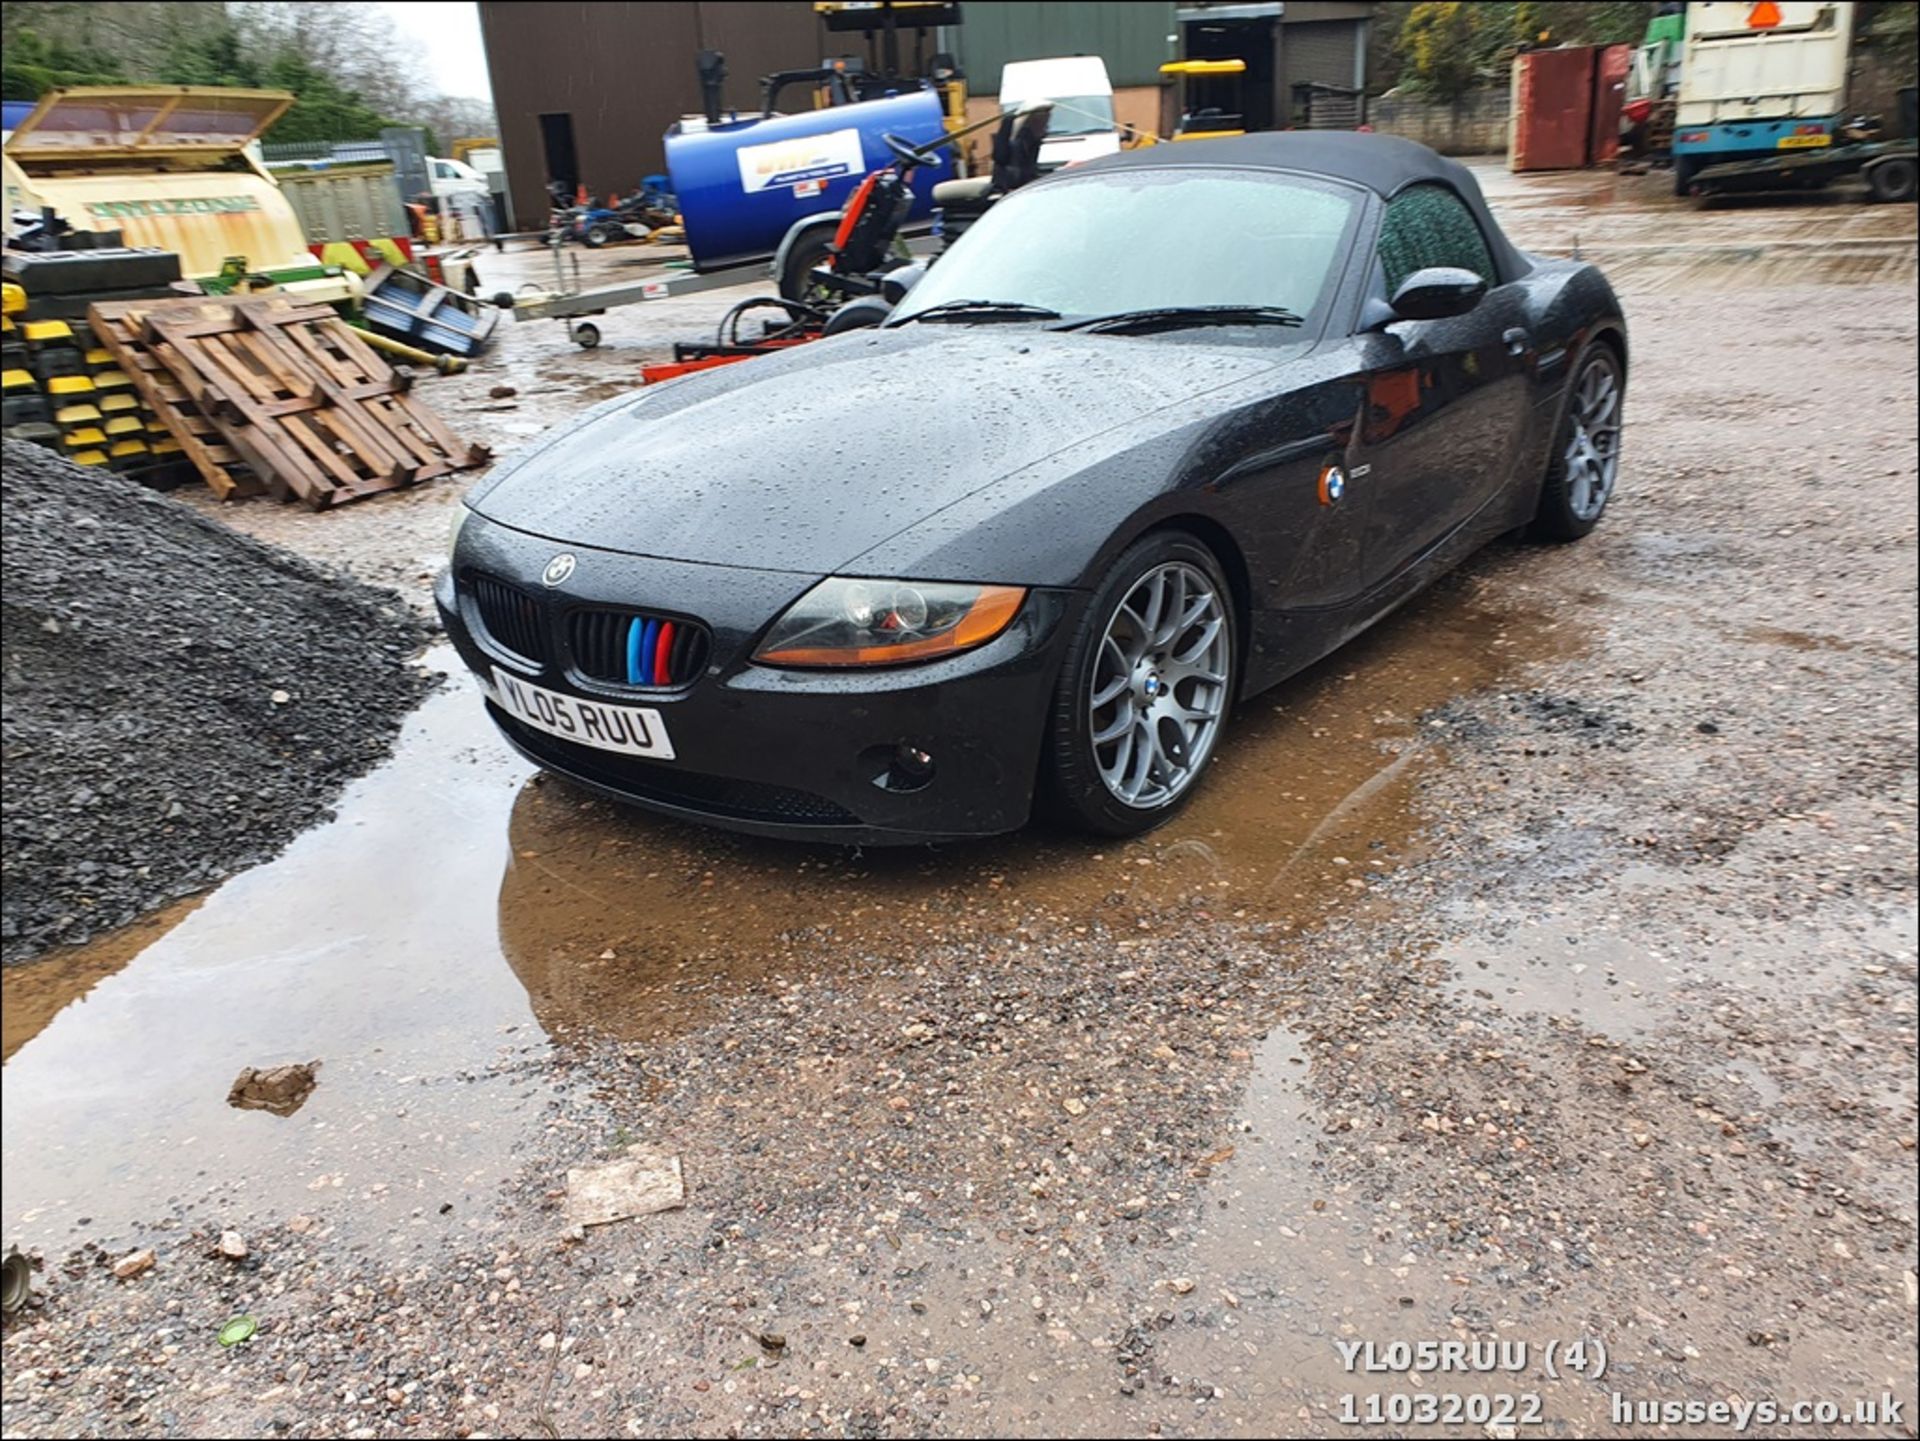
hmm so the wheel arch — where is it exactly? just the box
[1107,512,1254,686]
[1587,319,1628,377]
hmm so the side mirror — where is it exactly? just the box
[1389,266,1487,321]
[880,261,927,304]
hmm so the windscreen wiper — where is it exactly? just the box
[891,299,1064,325]
[1055,304,1305,335]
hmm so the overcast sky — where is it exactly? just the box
[380,1,491,102]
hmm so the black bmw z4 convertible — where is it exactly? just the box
[439,133,1626,843]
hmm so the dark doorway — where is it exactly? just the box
[539,112,579,196]
[1181,17,1277,132]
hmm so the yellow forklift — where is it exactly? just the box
[1159,58,1250,141]
[813,2,968,135]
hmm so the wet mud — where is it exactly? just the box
[3,568,1566,1246]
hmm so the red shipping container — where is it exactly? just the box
[1587,43,1633,166]
[1511,46,1597,172]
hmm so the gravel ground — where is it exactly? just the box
[2,184,1914,1438]
[0,443,436,964]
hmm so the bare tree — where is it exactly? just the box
[230,1,435,116]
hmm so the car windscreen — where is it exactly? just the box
[1006,94,1114,136]
[893,167,1361,328]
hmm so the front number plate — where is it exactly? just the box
[490,667,676,760]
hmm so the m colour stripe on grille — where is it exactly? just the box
[626,617,649,686]
[620,617,681,686]
[628,616,680,686]
[574,608,706,687]
[653,621,676,685]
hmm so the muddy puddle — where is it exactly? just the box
[493,571,1567,1040]
[2,685,552,1247]
[3,567,1569,1247]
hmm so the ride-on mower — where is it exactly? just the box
[775,100,1050,302]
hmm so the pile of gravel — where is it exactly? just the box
[1,442,437,964]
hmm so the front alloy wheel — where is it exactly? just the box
[1046,534,1235,835]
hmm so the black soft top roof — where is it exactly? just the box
[1071,131,1533,284]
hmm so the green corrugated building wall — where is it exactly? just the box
[946,3,1179,92]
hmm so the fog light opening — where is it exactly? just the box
[867,741,937,793]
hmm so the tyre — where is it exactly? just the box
[821,296,892,335]
[584,224,611,248]
[1672,153,1699,197]
[572,321,601,349]
[778,230,837,304]
[1530,344,1624,542]
[1867,156,1917,203]
[1044,533,1236,837]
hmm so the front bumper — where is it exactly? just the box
[438,516,1080,843]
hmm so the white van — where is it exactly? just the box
[997,56,1122,169]
[427,156,491,203]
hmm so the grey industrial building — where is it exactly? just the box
[478,1,1371,230]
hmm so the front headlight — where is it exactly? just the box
[753,577,1027,668]
[447,502,471,559]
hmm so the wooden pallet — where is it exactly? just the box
[89,299,264,499]
[91,293,487,508]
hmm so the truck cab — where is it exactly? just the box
[997,56,1120,170]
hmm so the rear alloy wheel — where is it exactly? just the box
[1045,534,1235,836]
[1531,345,1623,541]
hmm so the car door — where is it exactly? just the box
[1352,183,1534,586]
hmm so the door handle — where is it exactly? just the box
[1502,327,1530,357]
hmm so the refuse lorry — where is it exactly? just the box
[2,86,354,301]
[1671,0,1856,192]
[1670,0,1915,201]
